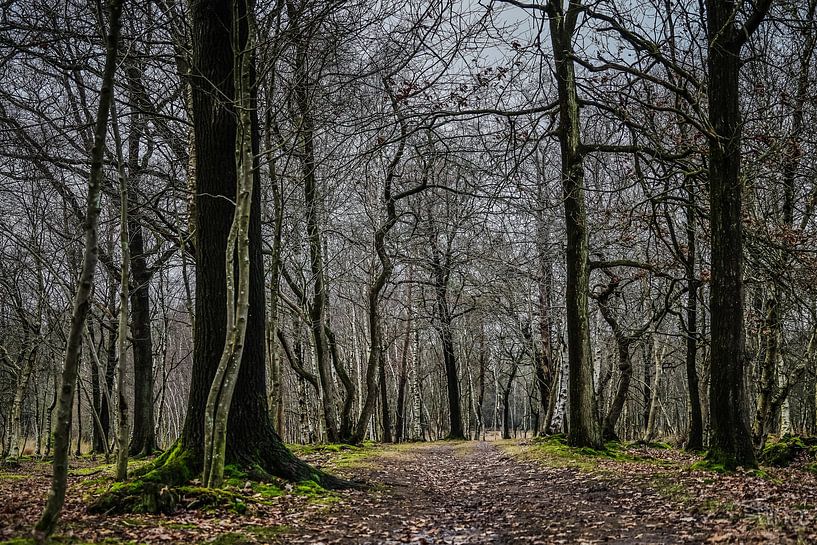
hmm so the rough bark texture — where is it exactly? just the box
[430,231,465,440]
[126,63,156,457]
[178,0,341,487]
[129,223,156,456]
[684,176,703,451]
[705,0,770,469]
[547,0,601,449]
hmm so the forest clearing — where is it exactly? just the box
[2,438,817,544]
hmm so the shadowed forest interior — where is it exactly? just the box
[1,0,817,543]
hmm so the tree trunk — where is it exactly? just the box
[395,300,411,443]
[684,175,703,450]
[705,0,769,469]
[430,227,464,440]
[379,345,392,443]
[547,0,601,448]
[111,95,132,482]
[501,359,520,440]
[170,0,339,488]
[125,64,156,458]
[33,1,122,539]
[128,223,156,456]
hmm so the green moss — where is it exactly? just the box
[289,479,338,504]
[0,472,27,480]
[67,466,106,476]
[761,436,806,467]
[649,474,693,503]
[161,522,198,530]
[88,479,179,514]
[543,433,567,445]
[137,442,196,486]
[252,482,284,498]
[177,486,249,513]
[247,525,290,539]
[287,443,361,456]
[208,533,251,545]
[691,457,729,473]
[520,436,603,470]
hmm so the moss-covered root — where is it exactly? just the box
[238,439,366,491]
[89,481,179,514]
[133,441,198,485]
[88,438,363,514]
[88,442,196,514]
[759,435,817,467]
[696,447,757,472]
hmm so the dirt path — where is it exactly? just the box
[286,441,711,545]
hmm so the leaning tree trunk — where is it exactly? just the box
[33,0,122,540]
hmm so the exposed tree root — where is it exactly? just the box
[88,437,362,514]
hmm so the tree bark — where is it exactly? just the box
[547,0,601,448]
[684,175,703,450]
[172,0,340,487]
[705,0,771,469]
[33,1,122,540]
[430,227,465,440]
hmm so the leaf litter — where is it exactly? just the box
[1,440,815,544]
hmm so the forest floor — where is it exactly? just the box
[1,438,816,544]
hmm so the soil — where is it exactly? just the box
[1,440,815,544]
[287,441,707,544]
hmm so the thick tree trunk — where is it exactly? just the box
[430,230,464,440]
[129,224,156,456]
[705,0,769,469]
[173,0,339,487]
[547,0,601,448]
[125,63,156,457]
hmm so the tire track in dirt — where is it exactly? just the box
[285,441,711,544]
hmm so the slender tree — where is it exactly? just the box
[33,0,123,540]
